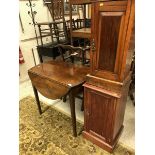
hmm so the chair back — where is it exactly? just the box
[44,0,64,21]
[56,44,90,65]
[41,0,68,45]
[74,18,91,29]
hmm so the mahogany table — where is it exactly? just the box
[28,60,90,137]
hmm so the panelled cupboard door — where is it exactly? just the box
[84,87,117,143]
[91,0,132,82]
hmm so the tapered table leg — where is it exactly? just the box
[32,85,42,115]
[63,95,67,102]
[81,99,84,111]
[69,91,77,137]
[81,90,84,111]
[38,54,43,63]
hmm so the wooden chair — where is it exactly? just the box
[37,21,69,62]
[65,19,79,45]
[74,18,91,29]
[71,18,91,47]
[56,44,90,65]
[28,48,90,136]
[37,0,70,62]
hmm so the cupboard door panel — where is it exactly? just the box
[85,88,116,142]
[97,12,123,72]
[96,12,125,74]
[90,0,133,81]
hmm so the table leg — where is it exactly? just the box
[38,54,43,63]
[69,91,77,137]
[81,99,84,111]
[32,85,42,115]
[81,90,84,111]
[63,95,67,102]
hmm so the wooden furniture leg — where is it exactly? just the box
[81,90,84,111]
[81,98,84,111]
[69,91,77,137]
[32,85,42,115]
[38,54,43,63]
[63,95,67,102]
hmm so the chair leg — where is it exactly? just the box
[69,91,77,137]
[32,85,42,115]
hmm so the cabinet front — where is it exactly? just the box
[84,87,116,143]
[91,1,131,81]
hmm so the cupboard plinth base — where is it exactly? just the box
[82,126,124,153]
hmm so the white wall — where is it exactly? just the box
[19,0,53,82]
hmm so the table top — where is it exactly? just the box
[72,28,91,39]
[28,61,90,88]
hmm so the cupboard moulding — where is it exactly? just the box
[85,72,131,94]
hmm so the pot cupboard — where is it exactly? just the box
[73,0,136,152]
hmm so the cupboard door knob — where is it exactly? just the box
[86,110,90,116]
[91,39,96,52]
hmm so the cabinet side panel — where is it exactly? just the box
[120,0,135,80]
[124,24,135,78]
[84,87,90,131]
[113,81,130,140]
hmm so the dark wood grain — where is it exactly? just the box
[98,12,123,72]
[90,0,134,82]
[101,1,128,6]
[83,77,130,152]
[99,5,127,12]
[28,61,90,97]
[29,72,69,99]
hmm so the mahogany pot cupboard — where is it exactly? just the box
[76,0,135,153]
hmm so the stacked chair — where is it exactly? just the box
[37,0,69,62]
